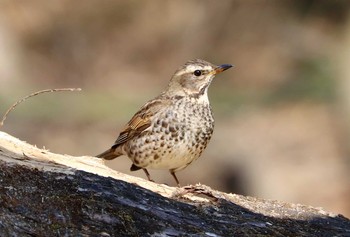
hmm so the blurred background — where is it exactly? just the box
[0,0,349,216]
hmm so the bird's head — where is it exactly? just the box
[166,59,232,98]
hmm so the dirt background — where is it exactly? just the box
[0,0,349,216]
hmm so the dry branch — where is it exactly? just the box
[0,88,81,127]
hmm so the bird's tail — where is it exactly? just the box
[96,148,118,160]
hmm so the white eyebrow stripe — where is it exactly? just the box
[185,65,213,72]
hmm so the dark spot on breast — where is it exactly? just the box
[169,126,176,133]
[162,121,168,128]
[160,142,165,147]
[174,95,184,100]
[154,154,160,160]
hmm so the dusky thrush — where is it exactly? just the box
[97,59,232,186]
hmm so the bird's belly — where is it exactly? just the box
[146,141,200,170]
[124,103,214,171]
[126,133,203,170]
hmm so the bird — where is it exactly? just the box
[96,59,232,186]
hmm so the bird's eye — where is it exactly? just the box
[193,70,202,77]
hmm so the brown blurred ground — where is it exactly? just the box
[0,0,350,216]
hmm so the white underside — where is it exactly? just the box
[145,142,199,171]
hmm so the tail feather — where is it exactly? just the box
[96,148,118,160]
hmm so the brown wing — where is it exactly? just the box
[111,98,169,149]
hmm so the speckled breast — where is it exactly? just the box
[124,97,214,171]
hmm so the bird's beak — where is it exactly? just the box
[212,64,233,75]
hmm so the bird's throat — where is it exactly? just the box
[189,87,209,104]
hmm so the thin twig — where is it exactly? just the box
[0,88,82,128]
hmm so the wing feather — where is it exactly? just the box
[112,98,169,148]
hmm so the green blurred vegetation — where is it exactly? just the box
[267,58,337,103]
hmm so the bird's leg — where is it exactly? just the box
[142,168,154,182]
[170,170,181,187]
